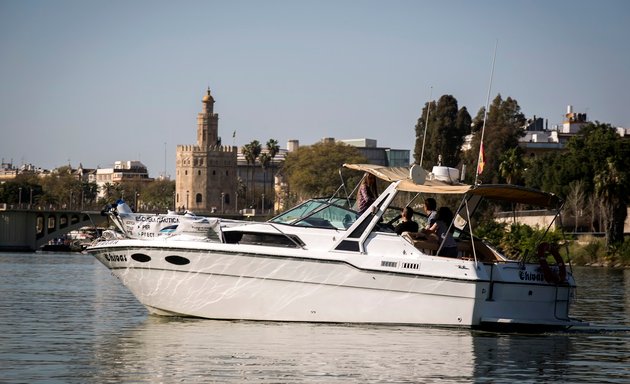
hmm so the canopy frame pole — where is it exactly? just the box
[465,197,479,266]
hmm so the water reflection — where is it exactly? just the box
[92,318,478,383]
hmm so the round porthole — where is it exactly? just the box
[165,255,190,265]
[131,253,151,263]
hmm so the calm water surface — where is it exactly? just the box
[0,253,629,383]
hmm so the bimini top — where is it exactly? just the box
[344,163,562,209]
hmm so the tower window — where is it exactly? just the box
[196,193,202,203]
[198,170,201,175]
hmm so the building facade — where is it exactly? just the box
[176,89,237,213]
[95,160,152,199]
[338,138,410,166]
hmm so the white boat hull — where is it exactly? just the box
[90,239,576,329]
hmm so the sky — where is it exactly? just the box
[1,0,629,178]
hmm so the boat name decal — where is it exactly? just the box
[519,270,545,282]
[104,253,127,262]
[132,215,180,224]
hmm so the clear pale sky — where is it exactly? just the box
[1,0,628,178]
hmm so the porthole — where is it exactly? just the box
[165,255,190,265]
[131,253,151,263]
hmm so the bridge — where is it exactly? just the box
[0,208,106,252]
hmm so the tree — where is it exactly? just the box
[498,147,524,184]
[266,139,280,159]
[523,121,630,243]
[259,152,272,212]
[138,179,176,212]
[565,180,587,232]
[414,95,470,169]
[463,94,526,184]
[242,140,262,205]
[265,138,280,210]
[594,158,629,248]
[282,141,367,200]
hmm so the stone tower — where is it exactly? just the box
[175,88,237,213]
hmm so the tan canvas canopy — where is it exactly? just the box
[344,163,471,194]
[344,163,562,209]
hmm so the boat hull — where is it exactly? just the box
[89,240,578,330]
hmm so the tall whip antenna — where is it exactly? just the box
[419,86,433,168]
[475,40,498,185]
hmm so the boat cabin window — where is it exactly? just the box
[269,198,358,230]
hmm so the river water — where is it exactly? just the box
[0,252,628,383]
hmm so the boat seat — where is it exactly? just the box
[456,240,500,262]
[402,232,499,261]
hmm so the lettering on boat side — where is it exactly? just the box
[135,231,157,238]
[98,240,119,245]
[104,253,127,263]
[519,270,545,282]
[133,216,180,224]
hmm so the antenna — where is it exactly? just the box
[475,40,498,185]
[419,86,433,168]
[164,142,167,178]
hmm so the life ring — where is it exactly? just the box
[537,242,567,284]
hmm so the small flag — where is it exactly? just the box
[232,130,236,138]
[477,142,485,175]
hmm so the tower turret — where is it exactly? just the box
[197,87,219,147]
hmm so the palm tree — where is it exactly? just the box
[266,139,280,210]
[242,144,254,204]
[242,140,262,208]
[498,147,524,185]
[266,139,279,159]
[594,159,629,248]
[259,152,271,212]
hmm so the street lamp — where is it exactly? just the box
[29,187,33,210]
[186,190,189,211]
[221,192,225,214]
[18,187,22,208]
[261,193,265,214]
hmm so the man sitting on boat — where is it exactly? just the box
[394,206,419,235]
[405,206,458,258]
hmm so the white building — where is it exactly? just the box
[95,160,153,198]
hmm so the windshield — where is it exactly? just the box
[269,198,359,230]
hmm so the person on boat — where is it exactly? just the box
[394,206,419,235]
[423,198,437,229]
[356,172,378,214]
[430,206,458,258]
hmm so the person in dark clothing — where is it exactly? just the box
[394,206,419,235]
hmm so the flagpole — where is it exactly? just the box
[475,40,498,185]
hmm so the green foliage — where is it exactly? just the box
[473,220,506,247]
[614,238,630,264]
[567,236,605,265]
[282,141,367,200]
[498,147,524,184]
[463,94,526,184]
[414,95,470,169]
[138,179,176,211]
[523,122,630,248]
[474,220,563,260]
